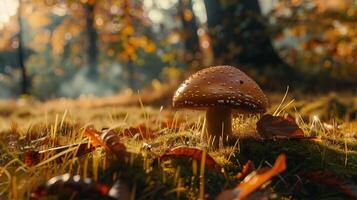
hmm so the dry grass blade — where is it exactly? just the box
[24,143,95,166]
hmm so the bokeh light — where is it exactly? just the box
[0,0,19,29]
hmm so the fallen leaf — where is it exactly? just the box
[216,190,272,200]
[162,119,182,130]
[300,170,357,199]
[31,173,111,199]
[122,123,157,139]
[100,129,127,158]
[257,114,304,138]
[217,154,286,200]
[24,150,40,167]
[85,127,127,159]
[85,127,110,151]
[160,146,220,170]
[236,160,255,180]
[24,143,95,166]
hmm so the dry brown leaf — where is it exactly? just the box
[122,123,157,139]
[85,128,110,151]
[100,129,127,158]
[24,143,95,166]
[257,114,304,138]
[300,170,357,199]
[160,146,220,170]
[85,127,126,159]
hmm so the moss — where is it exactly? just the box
[234,139,357,198]
[238,139,357,175]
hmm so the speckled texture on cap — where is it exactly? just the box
[173,66,268,113]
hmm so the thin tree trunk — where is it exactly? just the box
[85,2,98,79]
[17,0,29,94]
[204,0,284,65]
[203,0,223,58]
[232,0,283,65]
[127,60,135,90]
[178,0,200,68]
[45,31,54,68]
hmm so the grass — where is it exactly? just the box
[0,92,356,199]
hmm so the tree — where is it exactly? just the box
[17,0,30,94]
[270,0,357,81]
[84,1,98,79]
[203,0,302,89]
[178,0,200,68]
[97,0,156,89]
[203,0,357,91]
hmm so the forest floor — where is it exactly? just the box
[0,90,356,199]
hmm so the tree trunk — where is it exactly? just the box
[204,0,303,89]
[85,2,98,79]
[126,60,135,90]
[203,0,223,58]
[178,0,200,68]
[17,0,29,95]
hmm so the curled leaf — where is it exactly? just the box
[257,114,304,138]
[160,146,220,170]
[101,129,127,158]
[85,127,126,159]
[236,160,255,180]
[85,128,110,150]
[217,154,286,200]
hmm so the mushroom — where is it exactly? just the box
[172,66,268,147]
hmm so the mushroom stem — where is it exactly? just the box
[205,107,232,147]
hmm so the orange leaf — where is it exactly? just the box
[236,160,255,180]
[237,154,286,199]
[257,114,304,138]
[84,128,110,151]
[160,146,220,170]
[122,124,156,139]
[217,154,286,200]
[161,119,183,130]
[85,127,126,159]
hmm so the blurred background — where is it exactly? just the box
[0,0,356,100]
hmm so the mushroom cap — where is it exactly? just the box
[172,66,268,113]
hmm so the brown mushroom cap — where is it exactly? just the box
[173,66,268,113]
